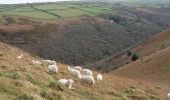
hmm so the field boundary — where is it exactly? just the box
[30,6,61,18]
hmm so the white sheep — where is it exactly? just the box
[97,74,103,81]
[80,75,95,85]
[83,69,93,76]
[48,64,58,73]
[73,66,83,71]
[43,60,51,63]
[168,93,170,98]
[17,54,24,59]
[32,60,42,65]
[58,79,74,89]
[68,66,81,79]
[43,60,56,65]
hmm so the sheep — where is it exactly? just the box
[73,66,83,71]
[17,54,24,59]
[168,93,170,98]
[43,60,51,63]
[83,69,93,76]
[80,75,95,85]
[43,60,56,65]
[58,79,74,89]
[48,64,58,73]
[110,20,114,23]
[32,60,42,65]
[68,66,81,79]
[97,74,103,81]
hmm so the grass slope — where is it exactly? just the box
[112,47,170,99]
[0,42,164,100]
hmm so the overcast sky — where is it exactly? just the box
[0,0,76,4]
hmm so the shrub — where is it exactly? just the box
[127,50,132,57]
[131,54,139,61]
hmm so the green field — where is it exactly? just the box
[34,4,69,10]
[0,3,112,19]
[10,6,35,12]
[0,10,57,19]
[49,9,95,18]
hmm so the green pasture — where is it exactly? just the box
[33,4,69,10]
[0,3,112,19]
[10,6,35,12]
[49,9,94,17]
[0,11,57,19]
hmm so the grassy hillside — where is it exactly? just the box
[112,47,170,99]
[90,28,170,72]
[0,42,167,100]
[112,46,170,84]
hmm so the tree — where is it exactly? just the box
[131,54,139,61]
[127,50,132,57]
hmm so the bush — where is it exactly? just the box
[131,54,139,61]
[127,51,132,57]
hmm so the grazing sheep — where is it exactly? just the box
[83,69,93,76]
[43,60,56,65]
[73,66,83,71]
[68,66,81,79]
[17,54,24,59]
[80,75,95,85]
[43,60,51,63]
[48,64,58,73]
[32,60,42,65]
[97,74,103,81]
[110,20,114,23]
[58,79,74,89]
[168,93,170,98]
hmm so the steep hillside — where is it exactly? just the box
[112,46,170,84]
[91,28,170,72]
[0,15,162,66]
[0,42,166,100]
[2,1,170,66]
[112,47,170,99]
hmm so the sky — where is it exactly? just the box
[0,0,75,4]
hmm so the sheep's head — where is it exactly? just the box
[79,74,82,79]
[68,79,74,84]
[68,66,71,70]
[168,93,170,98]
[67,79,74,89]
[51,61,56,65]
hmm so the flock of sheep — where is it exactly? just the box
[17,54,102,90]
[17,54,170,98]
[44,59,103,89]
